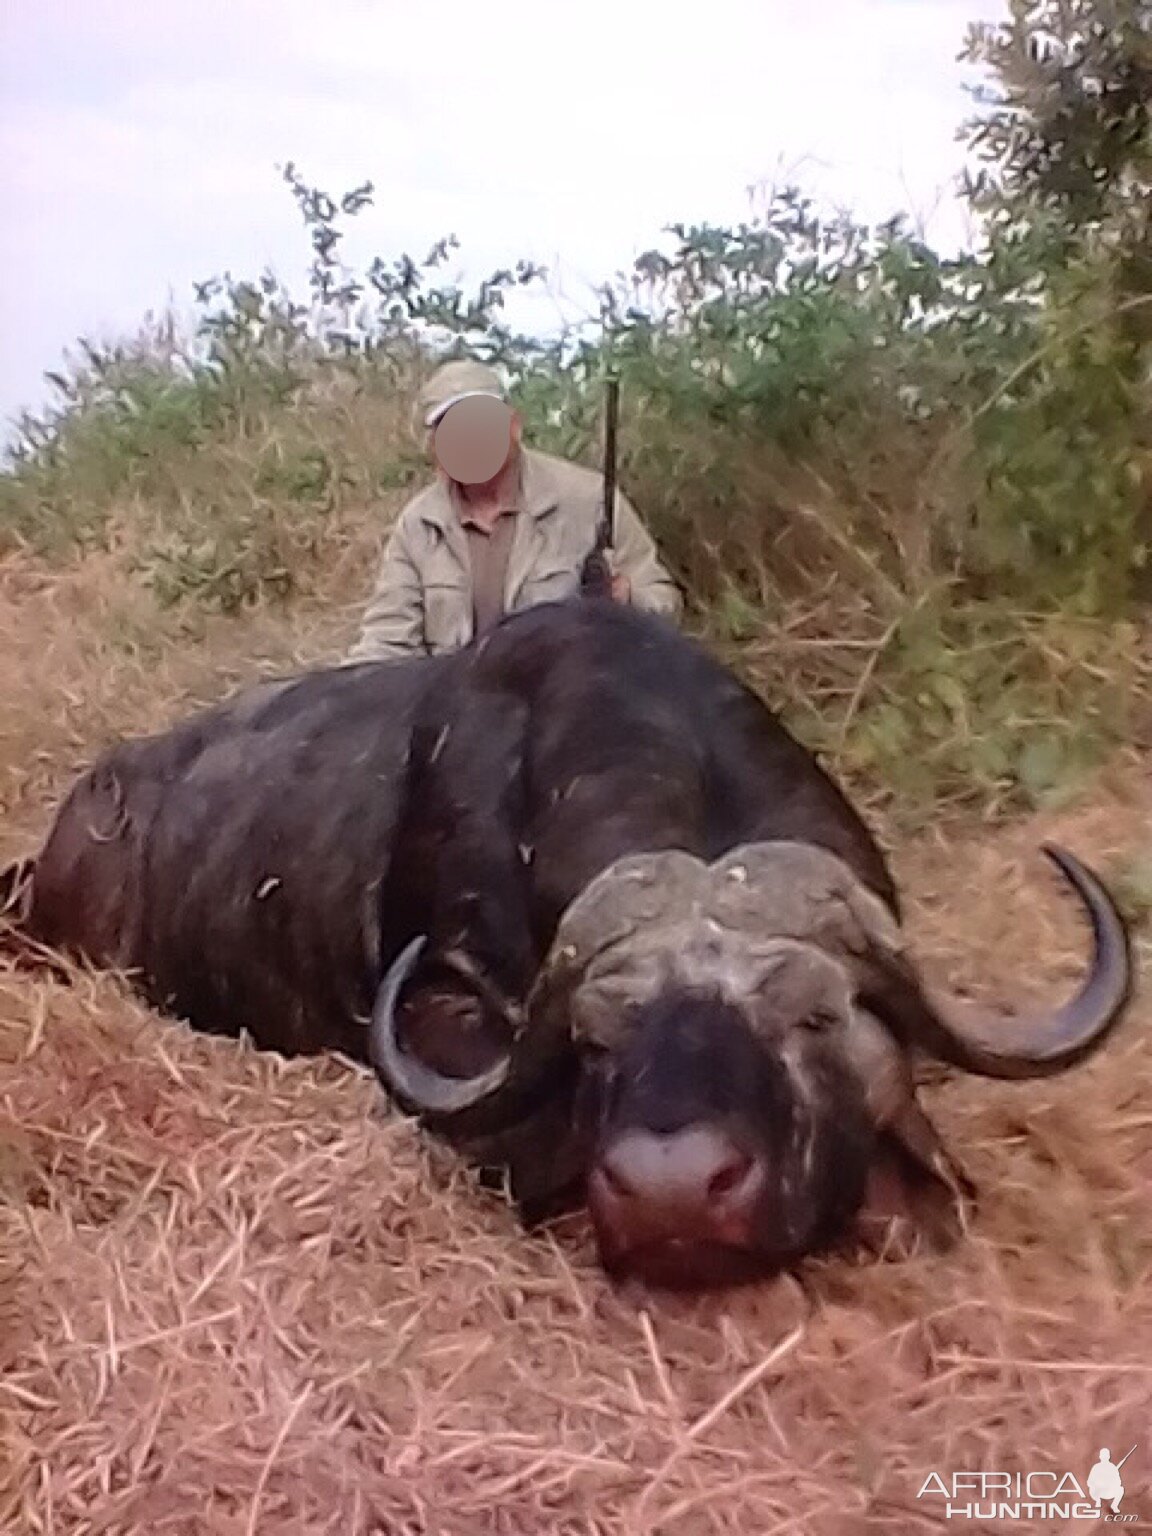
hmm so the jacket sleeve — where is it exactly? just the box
[344,514,429,662]
[611,490,684,621]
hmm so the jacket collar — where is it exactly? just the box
[417,448,560,535]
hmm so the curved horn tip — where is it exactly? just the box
[895,839,1136,1082]
[397,932,429,969]
[1040,841,1091,881]
[368,933,513,1119]
[1040,841,1122,903]
[1039,842,1134,955]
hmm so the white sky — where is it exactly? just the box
[0,0,1009,435]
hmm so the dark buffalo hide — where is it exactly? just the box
[2,597,1133,1286]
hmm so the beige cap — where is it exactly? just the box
[415,358,508,433]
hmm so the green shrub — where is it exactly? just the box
[1,1,1148,817]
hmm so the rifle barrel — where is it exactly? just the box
[602,373,619,549]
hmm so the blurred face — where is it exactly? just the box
[432,396,518,485]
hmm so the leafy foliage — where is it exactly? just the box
[1,0,1149,812]
[961,0,1151,239]
[958,0,1152,601]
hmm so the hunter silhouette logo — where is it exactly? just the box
[1089,1449,1135,1517]
[917,1444,1140,1522]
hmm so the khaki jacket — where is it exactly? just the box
[345,448,682,661]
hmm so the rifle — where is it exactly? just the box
[580,371,620,597]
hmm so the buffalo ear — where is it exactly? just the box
[855,1099,977,1261]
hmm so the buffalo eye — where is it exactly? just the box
[578,1043,620,1094]
[798,1008,840,1035]
[579,1033,616,1057]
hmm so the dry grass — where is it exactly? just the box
[1,549,1150,1535]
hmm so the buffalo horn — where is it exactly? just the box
[368,935,515,1115]
[870,844,1133,1080]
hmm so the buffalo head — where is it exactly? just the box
[369,839,1131,1289]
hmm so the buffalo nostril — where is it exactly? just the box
[707,1149,754,1202]
[599,1156,636,1200]
[596,1126,759,1218]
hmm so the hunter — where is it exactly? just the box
[344,358,682,662]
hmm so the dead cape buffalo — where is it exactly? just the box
[1,598,1135,1288]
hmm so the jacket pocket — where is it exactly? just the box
[515,562,581,610]
[424,580,472,653]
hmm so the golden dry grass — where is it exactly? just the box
[1,548,1150,1535]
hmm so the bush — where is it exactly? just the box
[1,1,1148,815]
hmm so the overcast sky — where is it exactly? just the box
[1,0,1009,436]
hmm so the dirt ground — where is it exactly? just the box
[1,552,1149,1535]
